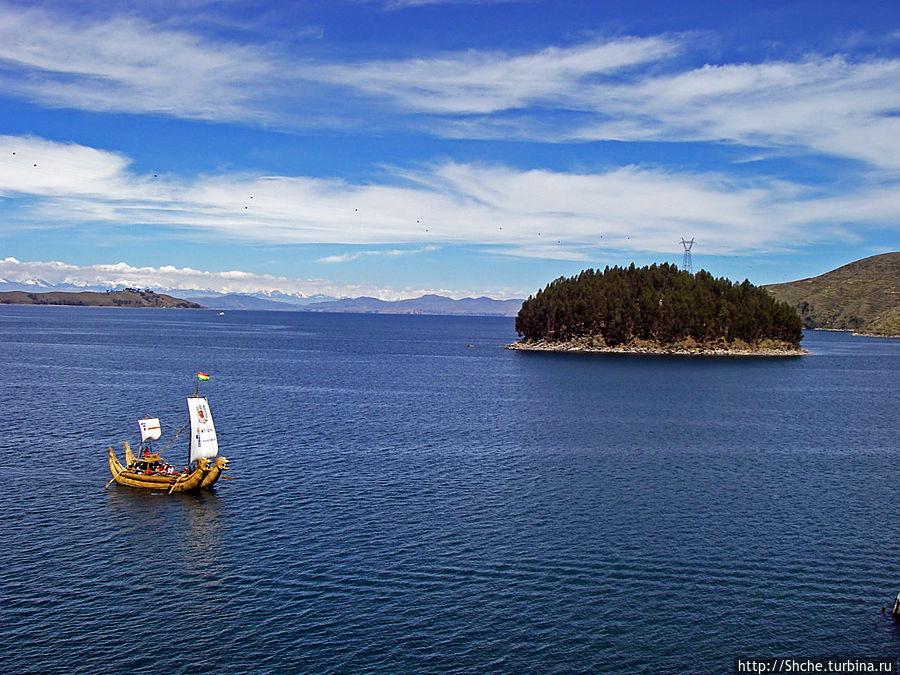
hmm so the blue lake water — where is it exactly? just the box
[2,306,900,673]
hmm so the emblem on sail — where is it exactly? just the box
[188,396,218,463]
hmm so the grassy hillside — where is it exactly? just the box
[764,252,900,335]
[0,289,204,309]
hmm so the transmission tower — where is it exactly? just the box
[680,238,695,273]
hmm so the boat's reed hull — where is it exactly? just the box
[107,447,227,492]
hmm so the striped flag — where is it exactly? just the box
[197,372,210,381]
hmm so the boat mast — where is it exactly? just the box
[187,402,191,469]
[189,373,198,468]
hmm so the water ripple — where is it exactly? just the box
[2,312,900,673]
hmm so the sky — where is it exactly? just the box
[0,0,898,300]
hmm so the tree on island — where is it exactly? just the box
[515,263,803,349]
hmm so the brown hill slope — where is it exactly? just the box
[764,252,900,334]
[0,289,204,309]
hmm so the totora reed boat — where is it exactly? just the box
[106,372,230,493]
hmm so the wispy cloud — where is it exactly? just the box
[2,134,898,261]
[0,5,897,173]
[310,36,678,114]
[313,47,900,170]
[0,7,278,122]
[317,246,437,263]
[571,57,900,170]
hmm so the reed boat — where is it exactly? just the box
[106,373,230,493]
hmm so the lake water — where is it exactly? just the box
[2,306,900,674]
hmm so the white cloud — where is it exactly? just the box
[315,47,900,170]
[571,56,900,170]
[311,36,678,114]
[2,134,898,261]
[317,246,437,263]
[0,6,896,174]
[0,135,133,196]
[0,7,277,122]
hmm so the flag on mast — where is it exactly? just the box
[197,372,210,381]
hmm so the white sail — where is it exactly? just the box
[187,396,218,463]
[138,417,162,442]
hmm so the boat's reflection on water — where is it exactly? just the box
[104,487,225,581]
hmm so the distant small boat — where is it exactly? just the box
[106,373,230,493]
[218,312,225,315]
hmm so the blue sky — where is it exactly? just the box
[0,0,898,299]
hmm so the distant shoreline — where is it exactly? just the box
[0,289,203,309]
[506,338,807,357]
[809,328,900,339]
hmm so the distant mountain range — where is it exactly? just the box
[0,277,338,305]
[0,278,523,316]
[184,293,302,310]
[764,252,900,336]
[187,292,523,316]
[303,294,522,316]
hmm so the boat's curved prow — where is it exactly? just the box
[123,441,136,466]
[199,456,229,488]
[108,446,123,477]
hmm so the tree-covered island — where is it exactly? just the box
[510,263,805,356]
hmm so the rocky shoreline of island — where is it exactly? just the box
[506,337,807,357]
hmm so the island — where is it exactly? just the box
[508,263,805,356]
[0,288,204,309]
